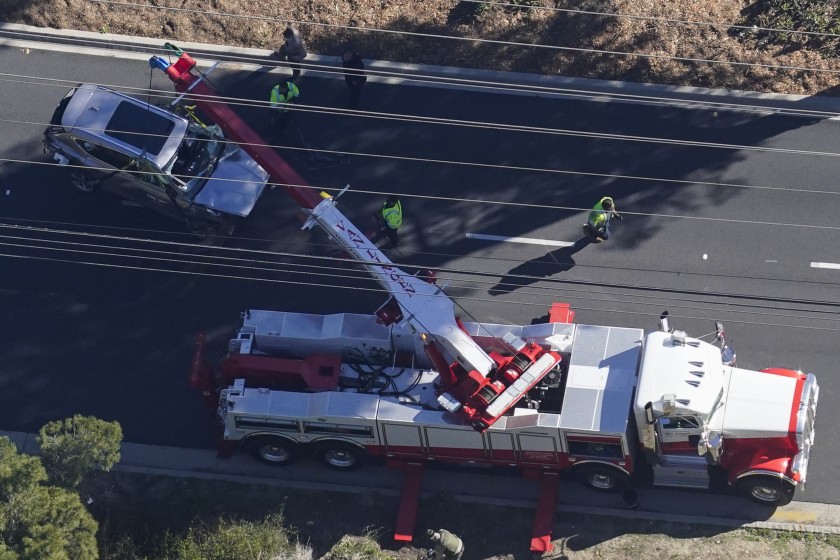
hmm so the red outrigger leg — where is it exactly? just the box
[530,471,560,553]
[392,461,426,544]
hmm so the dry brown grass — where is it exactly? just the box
[3,1,840,95]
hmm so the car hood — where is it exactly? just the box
[193,146,269,217]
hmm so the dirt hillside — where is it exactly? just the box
[2,0,840,96]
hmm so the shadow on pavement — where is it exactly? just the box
[488,236,595,295]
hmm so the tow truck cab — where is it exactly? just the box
[634,319,819,506]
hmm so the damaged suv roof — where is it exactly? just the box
[61,83,188,169]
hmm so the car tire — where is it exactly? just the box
[738,475,795,507]
[248,436,299,466]
[313,441,367,471]
[70,171,99,193]
[574,463,628,492]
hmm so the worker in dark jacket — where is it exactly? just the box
[427,529,464,560]
[370,196,402,248]
[342,50,367,108]
[274,25,307,80]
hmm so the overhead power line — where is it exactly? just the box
[3,223,838,330]
[6,27,838,121]
[86,0,840,76]
[9,73,837,159]
[7,156,840,232]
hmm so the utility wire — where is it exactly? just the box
[4,233,837,325]
[86,0,840,76]
[5,28,838,121]
[6,215,840,304]
[8,72,840,161]
[4,243,837,332]
[8,156,840,231]
[18,108,840,197]
[3,223,838,324]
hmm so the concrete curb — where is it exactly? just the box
[4,429,840,535]
[2,22,840,113]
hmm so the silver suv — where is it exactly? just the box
[43,84,269,235]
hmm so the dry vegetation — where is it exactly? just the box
[2,0,840,96]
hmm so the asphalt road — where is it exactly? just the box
[0,40,838,506]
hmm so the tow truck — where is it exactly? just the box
[152,46,820,554]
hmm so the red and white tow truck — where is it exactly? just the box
[153,46,819,554]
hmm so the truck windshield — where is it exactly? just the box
[166,124,222,193]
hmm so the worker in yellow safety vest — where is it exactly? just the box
[586,196,621,242]
[370,196,402,248]
[268,81,300,140]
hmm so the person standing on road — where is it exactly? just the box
[370,196,402,248]
[274,24,307,80]
[427,529,464,560]
[268,80,300,140]
[586,195,621,242]
[342,50,367,108]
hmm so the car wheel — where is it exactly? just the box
[314,442,367,471]
[248,436,298,466]
[70,171,99,193]
[574,464,628,492]
[738,476,795,507]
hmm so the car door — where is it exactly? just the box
[656,415,703,454]
[72,138,139,200]
[130,159,185,221]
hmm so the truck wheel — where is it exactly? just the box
[738,476,795,507]
[70,171,99,193]
[248,436,298,466]
[574,464,628,492]
[314,442,366,471]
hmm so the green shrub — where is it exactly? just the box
[170,514,305,560]
[323,532,393,560]
[741,0,840,55]
[37,415,122,488]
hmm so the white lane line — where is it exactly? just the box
[466,233,575,247]
[811,262,840,270]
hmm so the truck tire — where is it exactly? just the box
[248,436,299,466]
[313,441,366,471]
[738,476,795,507]
[574,464,628,492]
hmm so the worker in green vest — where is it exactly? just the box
[427,529,464,560]
[268,80,300,140]
[370,196,402,248]
[586,196,621,242]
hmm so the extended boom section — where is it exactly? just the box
[303,192,563,429]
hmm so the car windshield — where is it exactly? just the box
[165,123,223,193]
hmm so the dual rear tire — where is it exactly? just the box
[248,436,366,471]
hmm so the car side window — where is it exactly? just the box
[73,138,133,169]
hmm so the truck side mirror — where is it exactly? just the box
[644,402,654,424]
[641,402,657,456]
[698,431,723,463]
